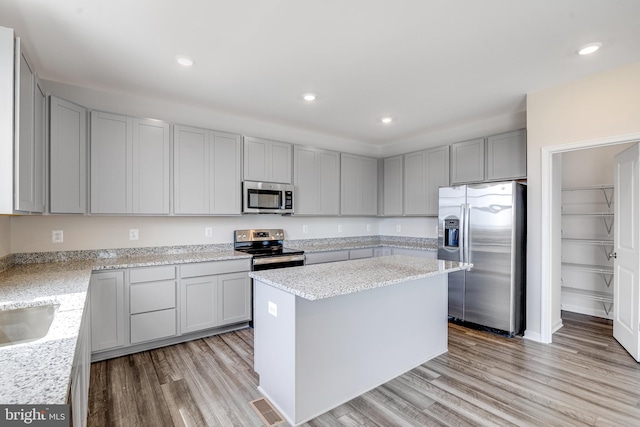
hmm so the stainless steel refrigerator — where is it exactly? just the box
[438,181,526,336]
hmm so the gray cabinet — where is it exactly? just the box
[174,125,241,215]
[91,111,170,214]
[180,259,251,334]
[404,146,449,215]
[382,155,403,216]
[49,97,87,213]
[391,247,437,259]
[243,136,292,183]
[305,248,374,264]
[294,145,340,215]
[486,129,527,181]
[451,138,485,184]
[90,271,125,352]
[129,266,177,344]
[69,296,91,427]
[340,153,378,215]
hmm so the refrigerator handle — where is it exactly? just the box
[464,204,471,263]
[459,204,466,262]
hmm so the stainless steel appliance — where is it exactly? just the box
[234,229,304,270]
[438,181,526,336]
[242,181,294,214]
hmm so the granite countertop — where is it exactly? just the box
[0,250,251,404]
[250,255,471,300]
[285,237,438,253]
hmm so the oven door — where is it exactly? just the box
[252,255,305,271]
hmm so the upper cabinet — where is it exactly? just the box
[404,146,449,216]
[293,145,340,215]
[174,125,242,215]
[243,136,292,183]
[90,111,170,214]
[341,153,377,216]
[382,155,403,216]
[49,97,87,214]
[451,138,485,184]
[451,129,526,184]
[486,129,526,181]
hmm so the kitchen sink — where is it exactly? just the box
[0,304,59,347]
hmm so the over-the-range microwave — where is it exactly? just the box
[242,181,294,214]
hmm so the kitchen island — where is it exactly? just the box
[249,255,471,426]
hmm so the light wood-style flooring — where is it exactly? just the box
[88,312,640,426]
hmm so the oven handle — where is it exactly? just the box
[252,255,306,266]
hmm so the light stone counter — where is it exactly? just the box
[249,255,470,300]
[0,250,251,405]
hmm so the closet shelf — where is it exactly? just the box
[561,212,613,216]
[561,262,613,275]
[562,185,614,191]
[561,238,613,245]
[561,286,613,315]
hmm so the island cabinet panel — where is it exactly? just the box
[174,125,241,215]
[49,96,87,213]
[340,153,378,215]
[382,155,403,216]
[90,271,126,352]
[293,145,340,215]
[486,129,526,181]
[451,138,485,184]
[243,136,292,184]
[253,273,448,425]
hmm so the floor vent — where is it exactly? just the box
[250,397,285,427]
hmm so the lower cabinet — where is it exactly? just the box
[69,294,91,427]
[90,271,125,352]
[305,248,375,265]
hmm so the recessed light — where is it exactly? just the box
[175,55,194,67]
[303,93,317,101]
[577,42,602,56]
[381,117,393,124]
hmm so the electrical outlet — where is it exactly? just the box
[205,227,213,237]
[396,224,401,233]
[366,224,371,232]
[52,230,63,243]
[302,225,309,234]
[435,225,439,235]
[268,301,278,317]
[129,229,139,240]
[338,225,343,233]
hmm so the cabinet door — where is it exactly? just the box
[181,275,219,333]
[90,112,131,213]
[130,309,177,344]
[50,97,87,213]
[305,250,350,265]
[317,149,340,215]
[90,271,125,352]
[425,146,450,215]
[243,136,269,182]
[403,150,426,215]
[269,141,292,183]
[293,145,318,214]
[211,131,242,214]
[341,153,377,215]
[383,155,403,216]
[15,45,35,212]
[219,272,251,325]
[486,129,526,181]
[132,118,170,214]
[33,78,46,213]
[451,138,485,184]
[174,125,209,214]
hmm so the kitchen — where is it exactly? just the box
[2,1,640,426]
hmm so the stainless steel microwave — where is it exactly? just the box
[242,181,294,214]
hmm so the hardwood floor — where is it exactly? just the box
[88,312,640,426]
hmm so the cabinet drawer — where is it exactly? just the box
[349,248,374,259]
[305,250,349,265]
[130,280,176,314]
[180,259,250,278]
[129,265,176,283]
[130,309,176,344]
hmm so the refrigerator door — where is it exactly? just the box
[438,185,466,319]
[465,182,516,331]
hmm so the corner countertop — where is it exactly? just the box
[250,255,471,300]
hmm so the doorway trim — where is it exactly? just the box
[541,131,640,343]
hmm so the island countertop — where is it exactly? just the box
[249,255,472,300]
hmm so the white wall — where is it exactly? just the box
[9,215,438,253]
[526,59,640,342]
[0,216,10,257]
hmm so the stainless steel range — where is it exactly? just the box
[234,229,305,271]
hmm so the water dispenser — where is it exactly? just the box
[444,218,459,248]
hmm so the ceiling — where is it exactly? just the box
[2,0,640,147]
